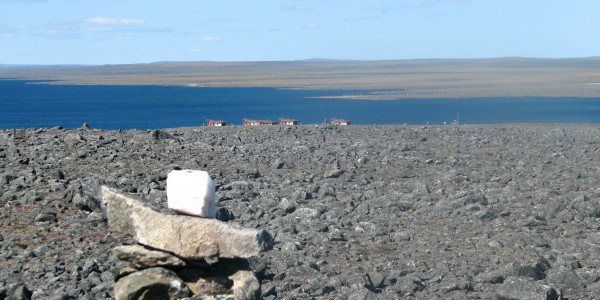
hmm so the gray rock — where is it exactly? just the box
[272,159,285,169]
[367,271,386,288]
[546,266,584,292]
[215,207,235,222]
[496,277,560,300]
[394,276,426,294]
[81,258,100,278]
[113,244,187,268]
[9,284,32,300]
[111,260,139,281]
[178,270,232,296]
[290,190,309,201]
[34,212,57,222]
[278,198,296,214]
[229,270,260,300]
[113,267,191,300]
[72,193,100,212]
[513,255,551,280]
[324,169,344,179]
[151,129,175,140]
[475,267,509,284]
[102,186,274,259]
[347,289,382,300]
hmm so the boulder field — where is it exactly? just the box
[1,124,600,299]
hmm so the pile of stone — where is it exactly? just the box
[101,170,273,300]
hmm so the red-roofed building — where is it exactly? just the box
[243,119,274,126]
[278,118,299,125]
[331,118,351,125]
[207,120,227,127]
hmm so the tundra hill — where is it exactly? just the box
[1,58,600,99]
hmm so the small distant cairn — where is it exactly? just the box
[101,170,273,300]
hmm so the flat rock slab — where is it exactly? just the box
[102,186,273,260]
[113,245,187,269]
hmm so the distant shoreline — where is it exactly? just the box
[1,58,600,99]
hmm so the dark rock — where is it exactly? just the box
[290,190,309,201]
[10,284,32,300]
[546,266,585,293]
[72,193,100,212]
[111,260,139,281]
[34,212,57,222]
[496,277,560,300]
[150,129,174,140]
[278,198,297,214]
[475,267,509,284]
[394,276,426,294]
[54,169,66,180]
[477,209,496,221]
[513,255,551,280]
[81,259,100,278]
[113,245,187,269]
[240,168,260,179]
[272,159,285,169]
[215,207,235,222]
[324,169,344,179]
[176,268,233,296]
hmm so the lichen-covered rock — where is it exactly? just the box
[229,270,260,300]
[113,245,187,269]
[102,186,273,260]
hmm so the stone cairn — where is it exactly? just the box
[101,170,274,300]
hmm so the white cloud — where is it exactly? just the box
[38,17,146,38]
[419,0,472,6]
[201,35,220,42]
[344,15,380,22]
[42,21,83,37]
[362,4,394,14]
[0,23,30,38]
[398,0,471,9]
[0,0,46,2]
[280,4,313,12]
[304,22,318,29]
[86,17,145,26]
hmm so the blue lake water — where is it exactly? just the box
[1,79,600,129]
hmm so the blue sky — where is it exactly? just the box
[1,0,599,65]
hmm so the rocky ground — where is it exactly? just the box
[1,124,600,299]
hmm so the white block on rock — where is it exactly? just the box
[167,170,216,218]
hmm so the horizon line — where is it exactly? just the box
[2,56,600,67]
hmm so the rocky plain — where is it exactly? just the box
[1,123,600,299]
